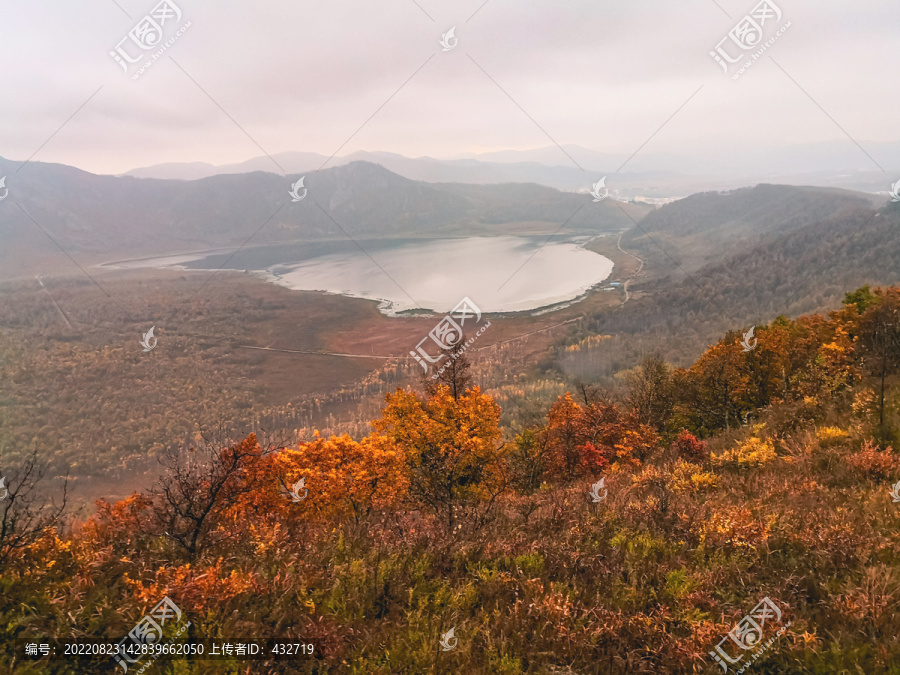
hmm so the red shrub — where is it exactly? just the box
[672,430,709,462]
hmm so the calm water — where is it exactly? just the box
[109,236,615,315]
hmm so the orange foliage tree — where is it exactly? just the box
[515,392,658,486]
[264,433,408,522]
[674,338,750,434]
[371,385,507,531]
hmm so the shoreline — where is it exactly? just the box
[96,233,618,317]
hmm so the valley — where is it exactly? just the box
[4,4,900,671]
[2,165,898,515]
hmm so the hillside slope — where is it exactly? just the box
[561,199,900,380]
[0,158,644,278]
[4,289,900,673]
[621,184,883,278]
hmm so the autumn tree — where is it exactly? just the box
[742,319,793,408]
[856,287,900,439]
[542,391,584,479]
[674,337,750,434]
[0,449,67,565]
[621,355,675,434]
[537,392,658,483]
[786,313,856,400]
[424,340,473,401]
[268,433,408,523]
[87,493,154,557]
[150,433,267,561]
[372,385,506,532]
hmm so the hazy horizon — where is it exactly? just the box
[2,0,898,178]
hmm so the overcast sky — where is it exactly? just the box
[1,0,897,176]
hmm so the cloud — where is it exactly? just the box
[0,0,896,175]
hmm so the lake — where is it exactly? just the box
[107,235,615,315]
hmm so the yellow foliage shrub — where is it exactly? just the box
[816,426,849,447]
[671,460,720,493]
[631,464,667,489]
[712,436,777,467]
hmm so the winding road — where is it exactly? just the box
[616,231,645,303]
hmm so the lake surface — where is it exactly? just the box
[108,236,614,315]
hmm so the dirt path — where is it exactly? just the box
[616,232,645,303]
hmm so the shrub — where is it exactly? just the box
[512,552,545,577]
[845,441,900,480]
[672,430,709,462]
[712,435,777,468]
[701,506,772,551]
[816,426,850,447]
[671,461,720,493]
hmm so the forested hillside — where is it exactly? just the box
[620,184,882,278]
[3,285,899,673]
[3,190,898,502]
[559,199,900,381]
[0,158,644,278]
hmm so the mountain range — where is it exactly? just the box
[0,157,644,279]
[121,143,900,197]
[3,154,898,324]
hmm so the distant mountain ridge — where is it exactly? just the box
[0,158,642,279]
[122,142,900,196]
